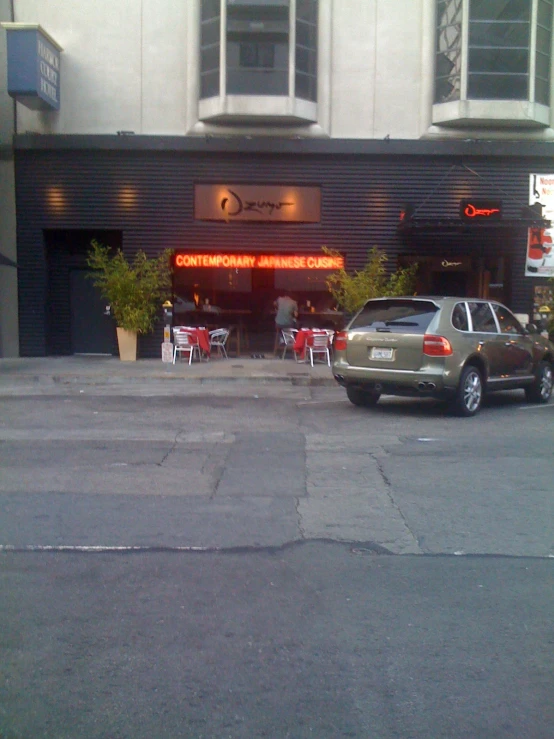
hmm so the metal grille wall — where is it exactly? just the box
[14,144,552,357]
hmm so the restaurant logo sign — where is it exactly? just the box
[460,200,502,221]
[174,253,344,270]
[429,256,470,272]
[1,23,62,111]
[195,185,321,222]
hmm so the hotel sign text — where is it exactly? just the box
[1,24,62,111]
[195,185,321,222]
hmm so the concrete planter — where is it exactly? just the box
[116,327,138,361]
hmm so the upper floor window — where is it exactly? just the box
[200,0,318,101]
[226,0,289,95]
[434,0,553,123]
[200,0,221,98]
[435,0,462,104]
[468,0,531,101]
[295,0,318,101]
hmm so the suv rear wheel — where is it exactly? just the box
[452,365,483,417]
[525,361,553,403]
[346,386,381,408]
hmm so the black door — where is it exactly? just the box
[70,270,114,354]
[430,270,468,296]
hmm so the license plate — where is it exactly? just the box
[370,346,394,360]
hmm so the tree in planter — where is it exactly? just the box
[323,246,418,316]
[86,239,172,360]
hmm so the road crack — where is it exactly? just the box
[374,455,425,553]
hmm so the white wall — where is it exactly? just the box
[0,0,19,357]
[8,0,554,140]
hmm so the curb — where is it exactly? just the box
[0,374,338,388]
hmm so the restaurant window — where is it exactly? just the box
[274,268,328,292]
[199,0,318,101]
[434,0,553,125]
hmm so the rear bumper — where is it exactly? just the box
[332,361,456,397]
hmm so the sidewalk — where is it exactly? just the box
[0,355,337,388]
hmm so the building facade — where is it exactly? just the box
[1,0,554,357]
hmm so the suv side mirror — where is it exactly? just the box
[525,323,539,334]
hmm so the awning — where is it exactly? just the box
[397,164,552,236]
[398,215,550,235]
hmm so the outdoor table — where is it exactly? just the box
[293,328,330,362]
[173,326,211,358]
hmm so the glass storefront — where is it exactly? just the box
[172,254,345,352]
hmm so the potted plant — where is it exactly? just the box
[86,239,172,361]
[322,246,418,321]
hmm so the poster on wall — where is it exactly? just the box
[526,174,554,276]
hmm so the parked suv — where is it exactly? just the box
[332,297,554,416]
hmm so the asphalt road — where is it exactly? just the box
[1,384,552,555]
[1,384,553,738]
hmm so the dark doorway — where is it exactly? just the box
[430,270,468,297]
[70,270,114,354]
[45,229,121,355]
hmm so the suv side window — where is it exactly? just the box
[451,303,469,331]
[468,302,497,333]
[491,304,524,335]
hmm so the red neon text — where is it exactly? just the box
[174,254,344,270]
[463,203,500,218]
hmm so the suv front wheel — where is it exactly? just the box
[452,365,483,417]
[346,386,381,408]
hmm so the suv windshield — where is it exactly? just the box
[350,299,439,333]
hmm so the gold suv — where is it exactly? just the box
[332,297,554,416]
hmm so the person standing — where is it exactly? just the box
[274,294,298,329]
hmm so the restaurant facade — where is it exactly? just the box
[3,1,554,357]
[14,135,554,358]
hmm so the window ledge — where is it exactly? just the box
[199,95,317,125]
[433,100,551,129]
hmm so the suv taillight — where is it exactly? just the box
[423,334,453,356]
[334,331,348,351]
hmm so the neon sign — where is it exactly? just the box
[460,200,502,221]
[174,253,344,270]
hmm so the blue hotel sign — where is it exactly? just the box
[2,24,62,111]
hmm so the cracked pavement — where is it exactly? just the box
[0,382,552,556]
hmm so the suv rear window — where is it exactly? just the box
[350,299,439,333]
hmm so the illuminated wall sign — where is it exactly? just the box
[194,185,321,222]
[1,23,62,111]
[460,200,502,221]
[527,174,554,278]
[174,253,344,270]
[430,256,471,271]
